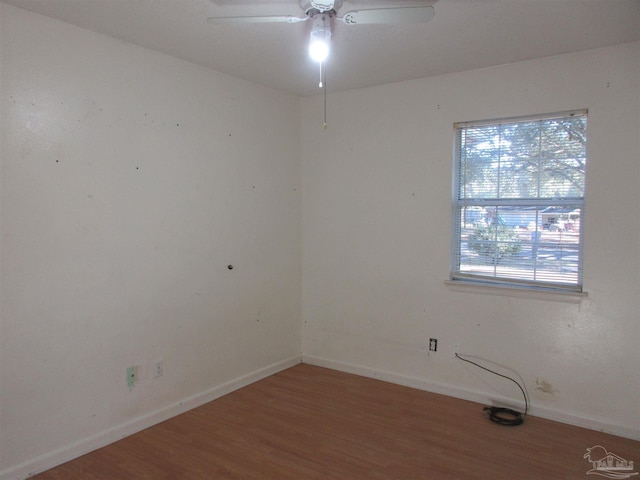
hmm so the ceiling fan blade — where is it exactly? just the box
[340,6,434,25]
[207,15,308,24]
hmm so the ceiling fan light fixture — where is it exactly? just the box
[309,39,329,63]
[308,13,331,63]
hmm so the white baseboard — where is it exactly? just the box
[302,354,640,441]
[1,355,302,480]
[4,353,636,480]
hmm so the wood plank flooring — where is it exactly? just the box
[31,363,639,479]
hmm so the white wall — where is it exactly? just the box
[301,42,640,439]
[0,4,301,478]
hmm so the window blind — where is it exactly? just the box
[452,110,587,292]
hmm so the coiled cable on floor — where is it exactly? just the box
[455,353,528,427]
[482,406,525,426]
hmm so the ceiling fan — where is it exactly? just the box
[207,1,436,64]
[208,1,436,127]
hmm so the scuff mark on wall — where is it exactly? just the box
[535,377,558,395]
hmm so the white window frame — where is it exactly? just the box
[450,110,587,294]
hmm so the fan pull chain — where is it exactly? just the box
[322,62,327,129]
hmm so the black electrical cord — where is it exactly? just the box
[455,353,528,426]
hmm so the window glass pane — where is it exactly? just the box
[456,205,582,286]
[498,121,541,199]
[538,118,587,198]
[459,126,500,199]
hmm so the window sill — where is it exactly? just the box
[444,279,588,303]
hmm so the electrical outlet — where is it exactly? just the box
[126,366,137,390]
[452,344,459,358]
[429,338,438,352]
[154,360,164,378]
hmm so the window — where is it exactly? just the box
[451,110,587,293]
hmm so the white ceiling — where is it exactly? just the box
[4,0,640,97]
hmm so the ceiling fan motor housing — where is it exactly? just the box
[300,0,343,15]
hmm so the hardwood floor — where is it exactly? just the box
[32,363,639,479]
